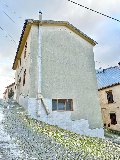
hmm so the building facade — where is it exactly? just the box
[3,82,15,100]
[97,66,120,131]
[12,16,103,137]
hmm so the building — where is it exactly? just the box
[12,14,103,137]
[96,64,120,131]
[3,82,15,100]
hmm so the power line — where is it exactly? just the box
[0,1,23,19]
[68,0,120,23]
[0,24,17,44]
[3,11,15,23]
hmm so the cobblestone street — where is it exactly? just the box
[0,100,120,160]
[1,103,76,160]
[0,106,26,159]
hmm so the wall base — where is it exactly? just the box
[18,97,104,138]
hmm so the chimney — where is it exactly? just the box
[39,11,42,21]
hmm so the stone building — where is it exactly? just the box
[96,65,120,131]
[12,15,103,137]
[3,82,15,100]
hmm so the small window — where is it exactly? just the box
[110,113,117,125]
[24,42,27,58]
[23,69,26,86]
[52,99,73,111]
[19,77,21,83]
[20,58,21,66]
[104,123,106,127]
[108,123,110,127]
[24,49,27,58]
[25,42,27,48]
[106,91,114,104]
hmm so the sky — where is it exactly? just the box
[0,0,120,98]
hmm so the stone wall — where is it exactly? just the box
[99,85,120,131]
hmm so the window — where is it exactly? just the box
[106,90,114,103]
[24,49,27,58]
[24,42,27,58]
[19,77,21,83]
[52,99,73,111]
[23,69,26,86]
[110,113,117,125]
[20,58,21,66]
[104,123,106,127]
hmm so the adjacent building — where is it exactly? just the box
[3,82,15,100]
[12,15,103,137]
[97,64,120,131]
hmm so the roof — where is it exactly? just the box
[3,89,7,94]
[6,82,15,89]
[12,19,97,70]
[96,66,120,90]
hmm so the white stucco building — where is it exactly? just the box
[12,15,103,138]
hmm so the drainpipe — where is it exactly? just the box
[36,11,42,116]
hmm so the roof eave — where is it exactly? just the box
[98,82,120,91]
[12,19,33,70]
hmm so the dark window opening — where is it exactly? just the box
[20,58,21,66]
[106,91,114,104]
[24,42,27,58]
[110,113,117,125]
[23,69,26,86]
[108,123,110,127]
[104,123,106,127]
[25,42,27,48]
[19,77,21,83]
[24,49,27,58]
[52,99,73,111]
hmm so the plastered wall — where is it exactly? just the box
[41,26,103,129]
[15,29,31,108]
[14,24,104,137]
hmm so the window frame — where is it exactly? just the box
[52,99,73,111]
[24,42,27,59]
[20,58,21,66]
[110,113,117,125]
[106,90,114,104]
[23,69,26,86]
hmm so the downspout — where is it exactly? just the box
[36,11,50,116]
[36,11,42,116]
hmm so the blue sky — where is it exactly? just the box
[0,0,120,97]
